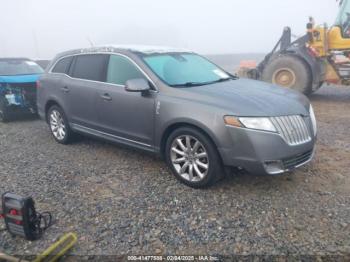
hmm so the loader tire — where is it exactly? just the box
[262,55,312,95]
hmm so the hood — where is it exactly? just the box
[0,74,41,84]
[176,78,310,117]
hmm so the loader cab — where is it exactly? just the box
[335,0,350,38]
[327,0,350,50]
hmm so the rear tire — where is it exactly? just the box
[262,55,312,95]
[47,105,74,144]
[165,127,224,188]
[0,98,10,123]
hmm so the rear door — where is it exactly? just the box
[66,54,109,128]
[38,56,73,119]
[95,54,156,147]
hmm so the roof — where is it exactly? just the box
[103,45,190,54]
[55,45,191,59]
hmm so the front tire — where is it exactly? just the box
[48,105,74,144]
[165,127,224,188]
[262,55,312,95]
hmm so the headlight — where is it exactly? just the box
[224,116,277,132]
[309,104,317,136]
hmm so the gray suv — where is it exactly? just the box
[37,45,317,188]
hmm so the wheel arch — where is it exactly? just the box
[159,121,221,159]
[44,99,63,123]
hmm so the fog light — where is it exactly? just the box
[264,160,284,175]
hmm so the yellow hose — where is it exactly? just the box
[33,233,77,262]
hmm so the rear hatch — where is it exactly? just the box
[0,74,41,113]
[4,82,37,111]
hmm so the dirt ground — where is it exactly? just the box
[0,85,349,259]
[308,86,350,195]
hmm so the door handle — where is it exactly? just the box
[100,93,112,101]
[61,86,69,93]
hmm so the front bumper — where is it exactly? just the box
[218,126,316,175]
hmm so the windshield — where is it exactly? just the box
[141,53,232,87]
[0,60,44,76]
[335,0,350,26]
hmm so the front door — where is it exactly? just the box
[95,54,156,147]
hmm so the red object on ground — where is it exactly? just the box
[239,60,257,69]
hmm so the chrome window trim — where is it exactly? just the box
[48,52,158,92]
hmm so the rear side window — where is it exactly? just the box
[51,56,73,74]
[70,54,109,82]
[107,55,145,85]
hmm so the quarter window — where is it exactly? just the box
[51,56,73,74]
[71,54,109,82]
[107,55,145,85]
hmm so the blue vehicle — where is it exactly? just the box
[0,58,43,122]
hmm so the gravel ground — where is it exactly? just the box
[0,85,349,259]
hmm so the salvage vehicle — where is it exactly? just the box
[0,58,43,122]
[37,46,317,188]
[239,0,350,95]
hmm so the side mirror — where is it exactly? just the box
[125,78,151,92]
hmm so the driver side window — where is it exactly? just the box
[107,55,145,86]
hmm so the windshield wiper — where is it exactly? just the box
[202,77,235,85]
[170,82,208,87]
[212,77,232,83]
[170,76,238,88]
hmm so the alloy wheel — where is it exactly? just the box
[50,110,66,141]
[170,135,209,182]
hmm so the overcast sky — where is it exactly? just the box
[0,0,339,59]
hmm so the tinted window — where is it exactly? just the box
[51,56,73,74]
[107,55,145,85]
[71,54,109,82]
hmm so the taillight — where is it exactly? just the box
[9,209,19,216]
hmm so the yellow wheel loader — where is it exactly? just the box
[242,0,350,95]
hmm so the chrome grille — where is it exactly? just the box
[270,115,311,146]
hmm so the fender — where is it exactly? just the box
[43,96,65,122]
[157,117,225,155]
